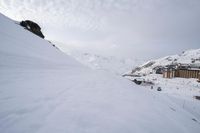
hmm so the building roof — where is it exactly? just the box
[164,63,200,71]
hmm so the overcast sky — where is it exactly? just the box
[0,0,199,59]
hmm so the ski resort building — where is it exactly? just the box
[163,64,177,78]
[163,63,200,80]
[198,73,200,82]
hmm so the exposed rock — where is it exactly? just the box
[194,96,200,100]
[157,87,162,91]
[20,20,45,38]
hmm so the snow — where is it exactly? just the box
[52,42,145,75]
[61,51,143,75]
[128,74,200,121]
[0,13,200,133]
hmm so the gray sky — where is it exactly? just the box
[0,0,199,59]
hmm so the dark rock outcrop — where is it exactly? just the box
[194,96,200,100]
[20,20,45,38]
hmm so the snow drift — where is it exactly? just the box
[0,13,200,133]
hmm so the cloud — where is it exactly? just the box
[0,0,200,59]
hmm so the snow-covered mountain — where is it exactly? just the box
[1,13,200,133]
[127,49,200,76]
[52,41,145,75]
[66,52,144,75]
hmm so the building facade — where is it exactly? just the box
[198,73,200,82]
[163,63,200,80]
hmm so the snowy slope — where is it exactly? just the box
[127,49,200,75]
[1,13,200,133]
[65,52,143,75]
[53,42,144,75]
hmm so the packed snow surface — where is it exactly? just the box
[0,13,200,133]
